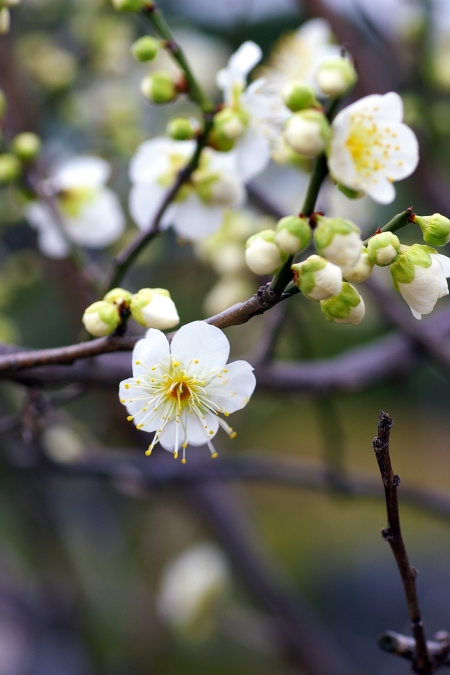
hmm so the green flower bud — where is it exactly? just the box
[103,287,133,308]
[131,36,160,62]
[275,215,311,254]
[414,213,450,247]
[367,232,400,266]
[11,132,41,161]
[245,230,287,275]
[292,254,342,300]
[320,282,365,325]
[82,301,120,337]
[111,0,146,11]
[314,216,362,269]
[140,71,177,104]
[0,8,10,35]
[283,109,330,158]
[0,89,6,118]
[0,153,21,184]
[167,117,196,141]
[282,81,320,112]
[316,57,357,97]
[337,183,365,199]
[207,128,235,152]
[213,107,248,141]
[342,247,374,282]
[130,288,180,329]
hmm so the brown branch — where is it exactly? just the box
[379,631,450,669]
[373,411,433,674]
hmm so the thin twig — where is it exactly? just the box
[379,631,450,669]
[373,411,433,674]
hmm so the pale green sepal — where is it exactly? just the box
[82,301,120,337]
[314,216,359,252]
[337,183,365,199]
[282,81,320,112]
[292,255,326,296]
[275,215,311,254]
[415,213,450,247]
[320,282,362,322]
[390,244,434,286]
[316,57,357,97]
[367,232,401,266]
[103,287,133,307]
[167,118,196,141]
[140,72,177,104]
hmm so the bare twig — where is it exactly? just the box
[379,631,450,669]
[373,411,433,674]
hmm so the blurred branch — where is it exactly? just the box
[379,631,450,669]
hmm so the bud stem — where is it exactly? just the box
[364,207,414,245]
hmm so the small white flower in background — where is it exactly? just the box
[292,255,343,300]
[130,288,180,330]
[26,157,125,258]
[245,230,287,275]
[215,41,271,181]
[314,216,363,270]
[129,138,245,241]
[157,542,230,635]
[320,282,365,325]
[390,244,450,319]
[367,231,401,266]
[119,321,256,462]
[203,275,255,317]
[328,92,419,204]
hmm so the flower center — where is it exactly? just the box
[58,186,96,218]
[166,374,195,403]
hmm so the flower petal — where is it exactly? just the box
[129,138,195,185]
[235,127,271,182]
[132,328,171,378]
[366,178,396,204]
[129,182,175,231]
[207,360,256,414]
[172,198,224,240]
[436,253,450,278]
[228,41,262,80]
[170,321,230,372]
[65,188,125,248]
[119,378,160,431]
[54,156,111,189]
[26,202,70,259]
[159,412,219,451]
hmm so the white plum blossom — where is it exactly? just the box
[129,138,245,240]
[328,92,419,204]
[26,157,125,258]
[119,321,256,462]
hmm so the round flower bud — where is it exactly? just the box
[245,230,287,275]
[213,107,248,141]
[283,109,330,158]
[11,132,41,161]
[414,213,450,247]
[0,8,10,35]
[131,36,160,62]
[0,89,6,118]
[82,301,120,337]
[0,153,21,184]
[320,282,365,325]
[103,287,133,308]
[206,128,235,152]
[275,215,311,255]
[140,71,177,104]
[367,231,401,266]
[195,172,244,208]
[316,57,357,97]
[342,246,374,283]
[130,288,180,330]
[167,117,196,141]
[111,0,146,11]
[282,81,320,112]
[292,254,342,301]
[314,216,362,270]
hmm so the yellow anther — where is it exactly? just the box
[135,360,140,365]
[124,384,130,389]
[194,359,199,363]
[142,408,146,412]
[173,361,180,367]
[151,366,156,371]
[224,412,229,417]
[181,458,187,464]
[137,423,143,429]
[145,448,152,456]
[182,443,188,448]
[136,379,141,384]
[174,452,178,459]
[230,431,237,439]
[127,416,133,421]
[223,369,228,373]
[211,453,219,459]
[120,399,125,403]
[209,430,214,435]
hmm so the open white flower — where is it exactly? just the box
[26,157,125,258]
[119,321,256,461]
[129,138,245,241]
[328,92,419,204]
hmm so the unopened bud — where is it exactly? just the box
[0,8,10,34]
[103,287,133,308]
[167,117,196,141]
[283,109,330,158]
[131,36,160,62]
[367,231,400,266]
[130,288,180,329]
[292,255,342,300]
[213,107,248,141]
[111,0,146,11]
[275,215,311,254]
[342,246,374,282]
[314,216,362,269]
[0,153,21,184]
[11,132,41,161]
[320,282,365,325]
[206,128,235,152]
[282,82,320,112]
[316,57,357,97]
[82,301,120,337]
[140,71,177,104]
[414,213,450,247]
[245,230,287,275]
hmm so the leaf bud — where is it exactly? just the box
[103,287,133,308]
[292,254,342,300]
[111,0,146,11]
[131,36,161,62]
[140,71,177,104]
[282,81,320,112]
[213,107,248,141]
[82,301,120,337]
[342,246,374,282]
[316,56,357,97]
[245,230,287,275]
[167,117,196,141]
[282,109,330,158]
[130,288,180,329]
[314,216,362,269]
[414,213,450,247]
[275,215,311,254]
[367,231,400,266]
[320,282,365,325]
[11,132,41,161]
[0,153,21,184]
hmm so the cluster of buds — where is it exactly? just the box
[245,215,311,275]
[0,0,22,35]
[82,286,180,337]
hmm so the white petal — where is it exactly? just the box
[129,182,175,231]
[159,412,219,451]
[436,253,450,278]
[366,179,396,204]
[172,198,224,240]
[430,255,449,299]
[235,127,271,182]
[53,156,110,189]
[26,202,70,259]
[398,266,440,316]
[119,378,159,431]
[132,329,171,378]
[65,188,125,248]
[129,138,195,185]
[411,307,422,320]
[170,321,230,372]
[229,41,262,79]
[383,124,419,180]
[207,360,256,414]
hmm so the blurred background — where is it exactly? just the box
[1,0,450,674]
